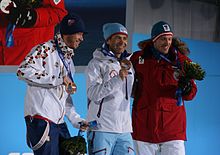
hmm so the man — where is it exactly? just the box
[130,21,198,155]
[0,0,67,65]
[17,13,87,155]
[86,23,135,155]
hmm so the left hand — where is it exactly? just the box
[79,120,89,131]
[178,77,192,96]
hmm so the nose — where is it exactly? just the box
[119,38,127,46]
[164,38,171,45]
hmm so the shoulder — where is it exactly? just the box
[131,50,143,62]
[177,50,192,63]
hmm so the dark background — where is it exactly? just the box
[64,0,126,66]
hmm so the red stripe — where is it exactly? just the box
[152,32,173,42]
[26,115,53,123]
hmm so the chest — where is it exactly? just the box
[134,57,180,85]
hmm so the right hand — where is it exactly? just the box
[7,7,37,27]
[119,68,129,81]
[79,120,89,131]
[63,76,77,94]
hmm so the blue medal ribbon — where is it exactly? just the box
[153,48,183,106]
[55,40,73,82]
[5,23,16,47]
[101,43,131,100]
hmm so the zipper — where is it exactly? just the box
[93,148,107,154]
[97,98,104,118]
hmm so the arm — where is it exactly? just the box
[86,60,123,102]
[182,79,197,101]
[65,95,84,129]
[7,0,67,27]
[178,53,198,101]
[17,43,64,87]
[34,0,67,27]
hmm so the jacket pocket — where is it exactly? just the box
[160,104,185,133]
[25,118,50,151]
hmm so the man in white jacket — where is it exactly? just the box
[86,23,135,155]
[17,13,88,155]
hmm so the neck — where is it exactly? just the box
[114,53,121,58]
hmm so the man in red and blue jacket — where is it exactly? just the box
[131,21,197,155]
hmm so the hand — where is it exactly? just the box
[63,76,77,94]
[120,59,131,70]
[79,121,89,131]
[7,7,37,27]
[178,77,192,96]
[119,68,129,81]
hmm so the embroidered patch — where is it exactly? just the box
[109,70,118,78]
[68,19,75,26]
[162,24,171,32]
[138,56,144,64]
[53,0,61,5]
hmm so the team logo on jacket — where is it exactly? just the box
[53,0,61,5]
[68,19,75,26]
[138,56,144,64]
[109,70,118,78]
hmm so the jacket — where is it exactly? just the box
[0,0,67,65]
[17,33,83,128]
[130,41,197,143]
[86,45,134,133]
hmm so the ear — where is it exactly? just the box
[106,38,111,45]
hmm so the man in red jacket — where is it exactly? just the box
[0,0,67,65]
[131,21,197,155]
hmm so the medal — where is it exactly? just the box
[66,82,77,94]
[120,59,131,70]
[173,68,181,81]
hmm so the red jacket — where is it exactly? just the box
[0,0,67,65]
[130,41,197,143]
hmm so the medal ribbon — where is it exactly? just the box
[154,48,183,106]
[5,23,16,47]
[55,40,73,82]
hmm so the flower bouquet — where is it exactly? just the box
[176,60,206,106]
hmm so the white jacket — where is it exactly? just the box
[86,46,134,133]
[17,34,83,128]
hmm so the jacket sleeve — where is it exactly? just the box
[86,60,123,102]
[34,0,67,27]
[182,80,197,101]
[65,95,84,129]
[17,43,64,87]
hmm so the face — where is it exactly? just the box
[107,34,128,58]
[62,32,84,49]
[153,35,173,54]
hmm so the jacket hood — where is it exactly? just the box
[138,37,190,56]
